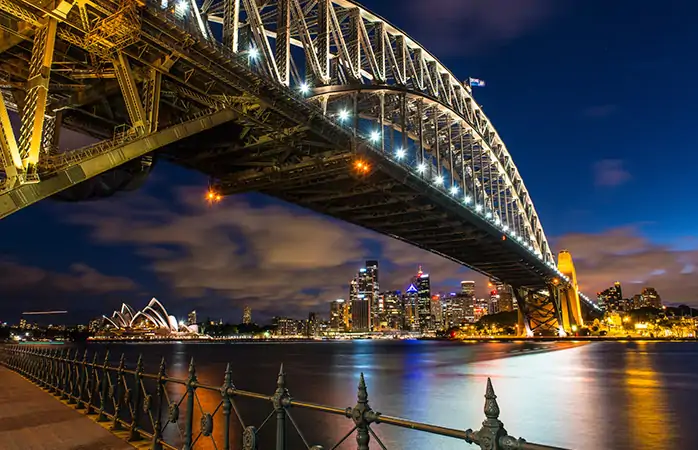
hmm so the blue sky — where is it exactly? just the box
[1,0,697,324]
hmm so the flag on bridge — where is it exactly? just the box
[468,78,486,87]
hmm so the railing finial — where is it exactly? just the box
[484,377,500,420]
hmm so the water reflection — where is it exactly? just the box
[71,340,698,450]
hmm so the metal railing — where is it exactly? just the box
[0,345,568,450]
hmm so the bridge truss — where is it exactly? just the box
[0,0,600,335]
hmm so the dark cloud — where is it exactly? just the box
[593,159,631,187]
[554,227,698,306]
[0,260,137,294]
[404,0,563,56]
[65,188,479,319]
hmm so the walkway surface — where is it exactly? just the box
[0,366,134,450]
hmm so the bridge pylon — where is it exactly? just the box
[557,250,583,331]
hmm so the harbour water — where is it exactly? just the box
[74,340,698,450]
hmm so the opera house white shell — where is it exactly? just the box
[104,298,197,334]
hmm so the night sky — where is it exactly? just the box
[2,0,697,324]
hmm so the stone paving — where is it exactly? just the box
[0,366,134,450]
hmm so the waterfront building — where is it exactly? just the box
[491,280,514,312]
[444,293,472,326]
[307,312,318,337]
[329,299,350,331]
[242,305,252,325]
[187,310,197,326]
[273,317,300,336]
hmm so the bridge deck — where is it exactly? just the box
[0,366,133,450]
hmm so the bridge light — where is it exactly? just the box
[475,204,483,212]
[395,148,406,159]
[338,109,350,122]
[434,175,444,185]
[417,163,427,173]
[369,131,381,143]
[552,278,559,285]
[299,82,310,94]
[485,211,492,219]
[248,46,260,60]
[450,185,458,195]
[464,195,472,204]
[354,160,370,173]
[502,225,509,232]
[176,0,189,13]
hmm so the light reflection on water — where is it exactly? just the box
[79,340,698,450]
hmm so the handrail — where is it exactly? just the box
[0,344,570,450]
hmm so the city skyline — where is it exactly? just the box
[1,0,697,324]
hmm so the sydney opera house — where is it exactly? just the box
[98,298,199,338]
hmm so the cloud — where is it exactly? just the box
[404,0,563,56]
[0,260,137,294]
[582,104,618,118]
[593,159,631,187]
[65,188,481,319]
[554,227,698,306]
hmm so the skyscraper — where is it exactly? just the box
[350,266,374,332]
[402,283,419,331]
[365,260,381,329]
[431,295,444,330]
[242,306,252,325]
[461,281,475,296]
[415,267,432,331]
[490,279,514,312]
[598,282,623,311]
[187,310,197,326]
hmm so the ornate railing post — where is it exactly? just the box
[345,373,380,450]
[469,378,508,450]
[272,364,290,450]
[60,349,69,400]
[76,350,88,410]
[111,354,125,431]
[97,350,110,422]
[85,352,99,415]
[129,355,144,441]
[183,357,198,450]
[221,363,233,450]
[151,357,167,450]
[68,349,79,404]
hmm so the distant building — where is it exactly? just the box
[102,299,198,335]
[19,318,27,329]
[273,317,300,336]
[641,287,662,308]
[187,310,197,326]
[365,260,381,329]
[242,306,252,325]
[382,291,403,330]
[431,295,444,330]
[307,312,318,337]
[402,284,419,331]
[329,299,350,331]
[350,265,374,332]
[598,282,623,311]
[461,280,475,296]
[473,298,489,321]
[489,279,514,313]
[415,268,432,331]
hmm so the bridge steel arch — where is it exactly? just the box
[0,0,601,334]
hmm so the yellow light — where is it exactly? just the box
[571,325,578,332]
[552,278,559,285]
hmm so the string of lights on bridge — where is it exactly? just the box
[212,43,599,310]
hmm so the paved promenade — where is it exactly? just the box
[0,366,134,450]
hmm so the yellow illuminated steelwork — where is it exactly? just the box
[557,250,583,329]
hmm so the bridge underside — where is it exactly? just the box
[164,123,552,290]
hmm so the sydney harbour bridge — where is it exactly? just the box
[0,0,601,335]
